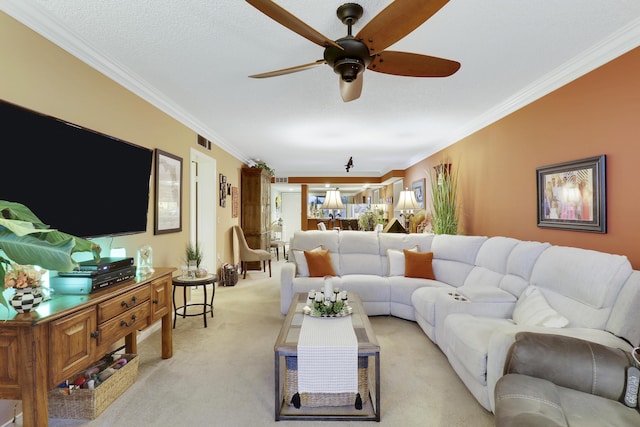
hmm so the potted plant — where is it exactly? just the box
[0,200,101,310]
[184,242,207,277]
[428,162,460,235]
[251,161,275,177]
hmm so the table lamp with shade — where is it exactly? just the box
[395,188,420,232]
[321,189,345,229]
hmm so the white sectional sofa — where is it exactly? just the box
[280,230,640,413]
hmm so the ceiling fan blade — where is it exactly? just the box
[340,74,363,102]
[246,0,343,50]
[368,51,460,77]
[356,0,450,54]
[249,60,326,78]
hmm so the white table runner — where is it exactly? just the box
[297,315,358,394]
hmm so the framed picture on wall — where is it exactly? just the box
[154,149,182,234]
[536,155,606,233]
[412,179,425,209]
[232,186,239,218]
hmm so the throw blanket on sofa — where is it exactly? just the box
[298,316,358,394]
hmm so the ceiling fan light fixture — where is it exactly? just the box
[335,57,364,82]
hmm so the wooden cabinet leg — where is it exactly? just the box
[161,312,173,359]
[125,332,137,355]
[19,325,49,427]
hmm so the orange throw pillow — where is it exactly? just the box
[304,249,336,277]
[403,250,435,279]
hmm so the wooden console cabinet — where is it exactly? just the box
[0,268,175,427]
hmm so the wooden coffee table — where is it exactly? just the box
[274,292,381,421]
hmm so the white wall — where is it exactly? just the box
[281,192,301,243]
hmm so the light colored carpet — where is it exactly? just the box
[46,261,494,427]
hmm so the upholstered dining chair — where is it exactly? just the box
[232,225,272,279]
[317,222,327,231]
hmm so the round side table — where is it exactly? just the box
[172,274,217,328]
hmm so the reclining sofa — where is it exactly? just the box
[495,332,640,426]
[281,230,640,414]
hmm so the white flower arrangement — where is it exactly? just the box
[303,289,352,317]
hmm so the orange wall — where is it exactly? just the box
[407,47,640,268]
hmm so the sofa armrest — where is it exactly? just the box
[280,262,297,314]
[504,332,632,401]
[495,373,568,427]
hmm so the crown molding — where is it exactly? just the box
[1,1,251,164]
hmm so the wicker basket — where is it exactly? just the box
[48,354,138,419]
[221,263,238,287]
[283,356,369,407]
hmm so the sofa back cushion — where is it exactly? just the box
[500,240,551,297]
[431,235,487,286]
[530,246,632,329]
[338,231,383,275]
[475,237,520,273]
[462,237,520,290]
[606,271,640,346]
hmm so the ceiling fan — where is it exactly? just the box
[246,0,460,102]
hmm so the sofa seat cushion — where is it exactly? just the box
[443,314,514,385]
[457,286,517,303]
[411,286,453,325]
[389,277,449,306]
[292,276,345,295]
[340,275,390,303]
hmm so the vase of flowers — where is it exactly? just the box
[4,264,46,313]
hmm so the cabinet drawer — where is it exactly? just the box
[98,302,150,346]
[97,286,150,323]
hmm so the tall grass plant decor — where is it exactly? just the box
[429,163,460,235]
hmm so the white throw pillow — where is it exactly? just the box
[513,286,569,328]
[293,246,322,277]
[387,247,417,276]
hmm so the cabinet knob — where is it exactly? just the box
[120,296,138,308]
[153,299,159,304]
[90,331,99,339]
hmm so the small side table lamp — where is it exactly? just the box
[395,188,420,232]
[321,189,345,229]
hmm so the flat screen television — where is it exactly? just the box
[0,99,154,238]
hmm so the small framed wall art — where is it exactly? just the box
[154,149,183,234]
[412,179,425,209]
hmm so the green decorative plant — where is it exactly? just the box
[0,200,101,310]
[251,161,275,177]
[357,208,386,231]
[428,162,460,235]
[184,242,203,267]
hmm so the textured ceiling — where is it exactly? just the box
[3,0,640,185]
